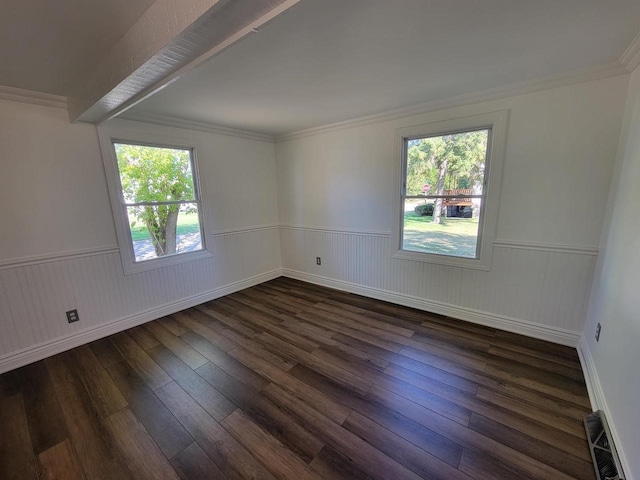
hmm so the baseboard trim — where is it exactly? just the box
[577,335,632,480]
[0,268,282,374]
[577,336,604,411]
[282,268,581,347]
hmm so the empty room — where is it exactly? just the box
[1,1,639,479]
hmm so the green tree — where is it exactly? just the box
[115,144,195,257]
[406,131,487,224]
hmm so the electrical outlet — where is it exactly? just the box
[66,309,79,323]
[316,257,321,265]
[595,323,601,342]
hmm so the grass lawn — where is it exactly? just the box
[129,213,201,242]
[403,212,479,257]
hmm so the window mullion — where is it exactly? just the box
[404,195,483,199]
[124,199,197,207]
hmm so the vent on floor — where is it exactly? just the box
[584,410,625,480]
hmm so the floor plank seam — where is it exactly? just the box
[0,278,595,480]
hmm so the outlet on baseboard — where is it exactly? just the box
[66,309,79,323]
[595,322,601,341]
[316,257,321,265]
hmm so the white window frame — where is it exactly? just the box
[98,126,212,275]
[392,110,509,271]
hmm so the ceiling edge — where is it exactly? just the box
[620,30,640,72]
[0,85,68,110]
[70,0,301,124]
[118,110,275,143]
[275,61,629,143]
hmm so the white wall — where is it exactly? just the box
[277,75,628,343]
[581,67,640,480]
[0,101,117,258]
[103,118,281,235]
[0,101,281,372]
[0,73,631,378]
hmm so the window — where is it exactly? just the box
[394,111,508,270]
[403,128,489,258]
[99,128,211,274]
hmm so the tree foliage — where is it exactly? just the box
[406,130,488,224]
[115,144,196,257]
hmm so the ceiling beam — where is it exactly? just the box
[68,0,300,123]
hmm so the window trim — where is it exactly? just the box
[98,126,212,275]
[392,110,509,270]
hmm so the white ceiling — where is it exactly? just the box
[0,0,155,96]
[129,0,640,136]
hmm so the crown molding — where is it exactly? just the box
[118,41,637,143]
[0,85,68,110]
[118,110,275,143]
[115,61,627,144]
[276,61,628,143]
[620,30,640,73]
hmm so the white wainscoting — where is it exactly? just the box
[0,226,281,373]
[0,223,598,372]
[280,226,597,346]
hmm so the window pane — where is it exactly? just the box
[114,143,196,203]
[405,129,488,196]
[127,203,202,262]
[403,199,481,258]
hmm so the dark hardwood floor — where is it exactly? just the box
[0,277,596,479]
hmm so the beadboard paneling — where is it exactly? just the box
[280,227,596,340]
[0,227,281,370]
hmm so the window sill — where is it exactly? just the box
[392,249,490,271]
[122,248,213,275]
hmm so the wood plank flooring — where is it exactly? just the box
[0,277,596,480]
